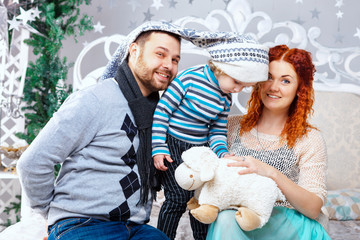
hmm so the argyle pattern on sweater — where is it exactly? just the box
[109,114,140,221]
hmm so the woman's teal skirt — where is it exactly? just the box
[206,207,331,240]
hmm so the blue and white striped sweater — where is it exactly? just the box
[152,65,231,158]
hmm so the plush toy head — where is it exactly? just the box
[175,146,219,190]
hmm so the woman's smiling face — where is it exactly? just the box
[260,60,299,114]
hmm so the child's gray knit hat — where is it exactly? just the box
[207,38,269,83]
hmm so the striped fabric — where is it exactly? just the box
[157,134,208,240]
[152,64,232,158]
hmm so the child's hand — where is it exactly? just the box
[223,152,235,158]
[153,154,173,171]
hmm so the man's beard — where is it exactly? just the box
[133,52,173,92]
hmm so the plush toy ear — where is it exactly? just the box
[200,166,215,181]
[182,146,218,181]
[182,146,210,171]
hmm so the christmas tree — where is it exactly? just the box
[1,0,93,226]
[13,0,93,144]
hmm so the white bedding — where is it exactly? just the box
[328,220,360,240]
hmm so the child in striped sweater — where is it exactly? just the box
[151,37,269,240]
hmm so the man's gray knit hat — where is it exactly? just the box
[100,20,268,82]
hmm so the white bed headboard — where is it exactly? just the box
[73,0,360,110]
[73,35,360,115]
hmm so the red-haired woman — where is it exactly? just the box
[206,45,331,239]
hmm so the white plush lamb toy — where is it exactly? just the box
[175,146,285,231]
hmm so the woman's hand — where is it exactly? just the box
[225,155,276,179]
[226,155,323,219]
[153,154,173,171]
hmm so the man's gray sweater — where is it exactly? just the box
[17,78,152,226]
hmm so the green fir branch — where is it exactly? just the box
[16,0,93,145]
[1,195,21,227]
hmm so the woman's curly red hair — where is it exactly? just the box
[240,45,316,148]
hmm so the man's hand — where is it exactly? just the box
[153,154,173,171]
